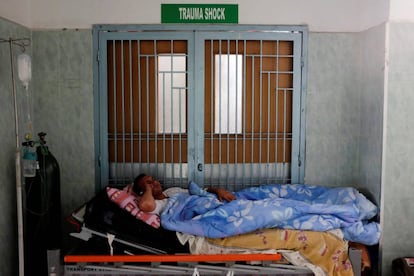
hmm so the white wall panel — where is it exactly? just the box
[1,0,389,32]
[0,0,31,27]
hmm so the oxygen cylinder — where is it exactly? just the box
[24,133,61,276]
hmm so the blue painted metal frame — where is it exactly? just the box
[92,24,308,191]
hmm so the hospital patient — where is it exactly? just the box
[133,174,236,215]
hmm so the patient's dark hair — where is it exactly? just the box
[132,173,146,195]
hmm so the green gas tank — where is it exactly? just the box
[24,133,61,276]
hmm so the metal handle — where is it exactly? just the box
[197,163,203,172]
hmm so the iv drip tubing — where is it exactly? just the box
[9,40,21,160]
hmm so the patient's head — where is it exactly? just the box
[133,174,163,197]
[132,174,147,195]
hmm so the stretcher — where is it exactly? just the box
[65,223,315,275]
[62,188,362,276]
[64,253,316,275]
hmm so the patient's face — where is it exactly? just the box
[139,175,163,196]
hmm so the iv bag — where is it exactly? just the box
[18,53,32,89]
[17,53,34,141]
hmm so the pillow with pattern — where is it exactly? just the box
[106,186,160,228]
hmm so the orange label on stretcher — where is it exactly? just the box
[65,253,282,263]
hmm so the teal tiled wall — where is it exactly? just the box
[31,29,95,250]
[381,22,414,275]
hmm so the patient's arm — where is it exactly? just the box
[138,184,157,212]
[206,187,237,202]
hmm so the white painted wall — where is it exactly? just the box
[389,0,414,21]
[1,0,389,32]
[0,0,31,27]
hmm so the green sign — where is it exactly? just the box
[161,4,238,24]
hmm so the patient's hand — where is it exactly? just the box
[208,187,237,202]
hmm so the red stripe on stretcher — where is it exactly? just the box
[64,253,281,263]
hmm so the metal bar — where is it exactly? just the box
[97,32,109,188]
[2,36,28,276]
[65,262,313,275]
[93,24,308,33]
[283,88,287,165]
[162,68,167,178]
[218,40,223,185]
[137,40,143,174]
[169,41,174,184]
[0,37,30,50]
[112,40,118,181]
[220,40,230,187]
[275,41,280,183]
[178,87,183,185]
[65,253,281,263]
[124,264,197,274]
[120,40,126,184]
[234,40,239,186]
[250,55,255,185]
[209,39,214,184]
[226,40,230,187]
[267,71,271,184]
[259,40,263,182]
[242,39,247,187]
[145,52,150,173]
[190,31,201,185]
[128,40,134,180]
[79,226,167,254]
[153,40,159,178]
[291,34,306,183]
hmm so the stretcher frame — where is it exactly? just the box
[63,224,362,275]
[63,250,362,275]
[64,253,316,275]
[65,226,315,275]
[70,225,169,255]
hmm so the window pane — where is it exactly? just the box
[214,54,242,134]
[157,55,186,133]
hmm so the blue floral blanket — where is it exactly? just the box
[160,181,381,245]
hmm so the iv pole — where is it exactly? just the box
[0,37,31,276]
